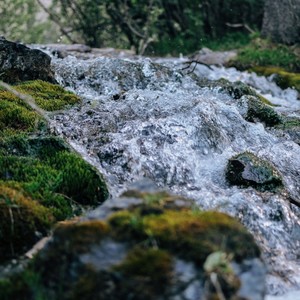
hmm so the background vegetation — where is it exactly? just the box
[1,0,265,54]
[0,0,299,64]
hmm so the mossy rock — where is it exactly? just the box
[196,77,256,99]
[0,134,108,263]
[0,77,108,266]
[244,95,282,127]
[274,116,300,145]
[196,77,282,127]
[2,189,264,300]
[252,66,300,94]
[0,135,108,220]
[226,152,283,192]
[0,80,80,135]
[0,183,54,262]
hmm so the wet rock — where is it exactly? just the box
[196,77,256,99]
[0,37,56,83]
[226,152,283,192]
[274,117,300,145]
[2,187,265,300]
[242,95,282,127]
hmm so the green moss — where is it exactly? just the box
[0,183,54,262]
[276,117,300,130]
[0,135,108,221]
[52,220,109,253]
[0,269,48,300]
[109,208,260,264]
[0,153,108,220]
[0,97,40,133]
[245,95,282,126]
[46,151,108,206]
[113,247,173,296]
[14,80,81,111]
[0,135,69,158]
[228,38,300,72]
[252,67,300,93]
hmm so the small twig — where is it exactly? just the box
[225,22,255,34]
[210,273,226,300]
[182,60,213,74]
[36,0,78,44]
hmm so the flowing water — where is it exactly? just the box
[47,52,300,297]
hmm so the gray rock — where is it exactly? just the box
[0,37,56,83]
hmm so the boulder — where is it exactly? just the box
[0,37,56,83]
[3,182,266,300]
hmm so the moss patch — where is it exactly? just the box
[0,95,40,133]
[14,80,80,111]
[0,80,80,135]
[252,66,300,93]
[0,79,108,264]
[227,38,300,72]
[109,207,260,264]
[245,95,282,127]
[0,136,108,220]
[0,183,54,262]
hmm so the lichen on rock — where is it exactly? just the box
[226,152,283,192]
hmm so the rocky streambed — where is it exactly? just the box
[49,50,300,296]
[0,40,300,299]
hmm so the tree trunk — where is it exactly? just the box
[261,0,300,44]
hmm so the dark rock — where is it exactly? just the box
[0,38,56,83]
[226,152,283,192]
[243,95,282,127]
[195,77,256,100]
[1,187,266,300]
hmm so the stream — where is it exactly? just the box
[44,50,300,298]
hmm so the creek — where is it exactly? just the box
[46,51,300,298]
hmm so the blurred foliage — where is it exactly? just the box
[0,0,264,55]
[228,38,300,72]
[47,0,264,55]
[0,0,55,43]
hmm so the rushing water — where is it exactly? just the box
[48,53,300,297]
